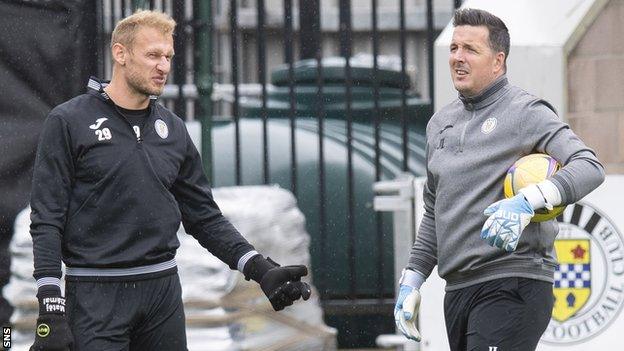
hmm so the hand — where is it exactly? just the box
[260,264,312,311]
[394,284,421,341]
[481,194,534,252]
[243,255,312,311]
[30,288,73,351]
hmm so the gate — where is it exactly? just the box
[96,0,461,346]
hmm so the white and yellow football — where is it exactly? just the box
[504,153,566,222]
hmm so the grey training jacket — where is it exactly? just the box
[407,76,605,291]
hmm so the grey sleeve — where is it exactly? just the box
[406,144,438,278]
[528,100,605,204]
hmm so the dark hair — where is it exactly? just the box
[453,8,510,64]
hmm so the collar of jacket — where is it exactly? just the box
[458,75,509,111]
[86,76,158,107]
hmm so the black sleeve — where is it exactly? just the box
[171,127,255,270]
[30,113,75,280]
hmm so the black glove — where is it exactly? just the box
[244,255,312,311]
[30,286,73,351]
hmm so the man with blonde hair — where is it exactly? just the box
[29,10,311,351]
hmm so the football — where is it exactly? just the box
[504,153,566,222]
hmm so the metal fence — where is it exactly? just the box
[96,0,461,346]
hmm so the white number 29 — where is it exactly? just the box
[95,128,112,141]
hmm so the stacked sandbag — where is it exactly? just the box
[6,185,336,351]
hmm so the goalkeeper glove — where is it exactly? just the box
[481,194,534,252]
[244,255,312,311]
[481,180,562,252]
[394,269,424,341]
[30,286,73,351]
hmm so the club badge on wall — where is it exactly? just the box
[542,202,624,345]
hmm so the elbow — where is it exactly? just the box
[598,165,606,186]
[592,159,606,188]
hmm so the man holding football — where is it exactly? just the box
[394,8,604,351]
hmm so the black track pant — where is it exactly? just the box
[444,277,553,351]
[66,272,187,351]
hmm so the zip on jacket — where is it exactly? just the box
[407,76,605,291]
[30,77,256,281]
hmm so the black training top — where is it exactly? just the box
[30,77,255,280]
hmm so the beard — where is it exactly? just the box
[126,67,165,97]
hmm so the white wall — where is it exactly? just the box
[433,0,605,119]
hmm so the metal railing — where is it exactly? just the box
[96,0,462,346]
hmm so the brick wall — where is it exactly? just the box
[567,0,624,174]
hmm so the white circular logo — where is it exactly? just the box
[541,202,624,345]
[481,117,498,134]
[155,119,168,139]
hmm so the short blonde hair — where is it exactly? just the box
[111,9,176,49]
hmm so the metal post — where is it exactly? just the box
[339,0,356,300]
[371,0,385,301]
[195,0,214,179]
[229,0,241,185]
[373,174,420,351]
[426,0,435,112]
[257,0,269,184]
[172,0,187,118]
[399,0,408,171]
[284,0,298,196]
[96,0,106,79]
[314,2,326,293]
[299,0,320,60]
